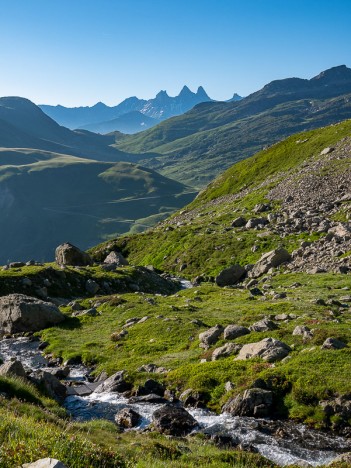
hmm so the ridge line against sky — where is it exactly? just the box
[0,0,350,106]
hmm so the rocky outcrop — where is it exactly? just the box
[235,337,291,362]
[115,407,141,428]
[55,242,93,266]
[30,371,67,402]
[152,404,197,435]
[199,325,223,349]
[95,370,132,393]
[223,388,274,417]
[215,265,246,286]
[250,248,291,278]
[179,388,207,408]
[322,337,347,350]
[0,294,64,333]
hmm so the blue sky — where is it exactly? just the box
[0,0,350,106]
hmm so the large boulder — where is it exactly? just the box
[104,251,129,266]
[223,324,250,340]
[30,371,67,402]
[215,265,246,287]
[0,294,64,334]
[199,325,223,349]
[0,359,27,378]
[222,388,274,417]
[250,248,291,278]
[152,404,197,435]
[55,242,92,266]
[115,407,141,428]
[95,370,132,393]
[22,459,67,468]
[235,337,291,362]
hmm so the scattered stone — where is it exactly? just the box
[85,279,99,295]
[292,325,312,338]
[0,294,64,334]
[328,452,351,466]
[179,388,207,408]
[235,337,291,362]
[0,360,27,378]
[250,287,264,296]
[215,265,246,286]
[115,407,141,428]
[212,343,242,361]
[199,325,223,349]
[55,243,92,266]
[249,319,278,332]
[231,216,246,227]
[223,388,273,417]
[152,404,197,436]
[137,363,167,374]
[134,379,164,397]
[223,324,250,340]
[129,394,168,404]
[22,459,68,468]
[322,337,347,350]
[95,370,132,393]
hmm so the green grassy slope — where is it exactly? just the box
[91,120,351,278]
[114,70,351,188]
[0,149,195,263]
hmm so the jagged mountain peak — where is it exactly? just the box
[179,85,193,97]
[311,64,351,83]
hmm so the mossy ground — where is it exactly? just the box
[41,272,351,428]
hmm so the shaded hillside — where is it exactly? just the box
[0,97,139,163]
[115,65,351,187]
[0,149,195,263]
[91,119,351,278]
[80,111,157,134]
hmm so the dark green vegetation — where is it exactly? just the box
[0,376,276,467]
[0,148,195,263]
[94,119,351,278]
[115,65,351,187]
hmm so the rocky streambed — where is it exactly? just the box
[0,337,350,467]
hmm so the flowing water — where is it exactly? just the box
[1,337,350,467]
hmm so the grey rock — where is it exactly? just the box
[235,337,291,362]
[250,248,291,278]
[231,216,246,227]
[104,251,129,266]
[31,371,67,402]
[223,387,273,417]
[199,325,223,349]
[22,459,68,468]
[0,294,64,334]
[328,452,351,465]
[85,279,99,295]
[152,404,197,436]
[249,319,278,332]
[0,360,27,378]
[115,407,141,428]
[179,388,207,408]
[245,217,269,229]
[322,337,346,350]
[223,324,250,340]
[215,265,246,287]
[212,343,242,360]
[95,370,132,393]
[55,242,92,266]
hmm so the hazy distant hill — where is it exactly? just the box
[0,148,195,263]
[115,65,351,187]
[39,86,232,133]
[80,111,157,134]
[0,96,140,162]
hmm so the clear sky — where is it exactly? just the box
[0,0,350,106]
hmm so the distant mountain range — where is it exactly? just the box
[40,86,242,134]
[114,65,351,187]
